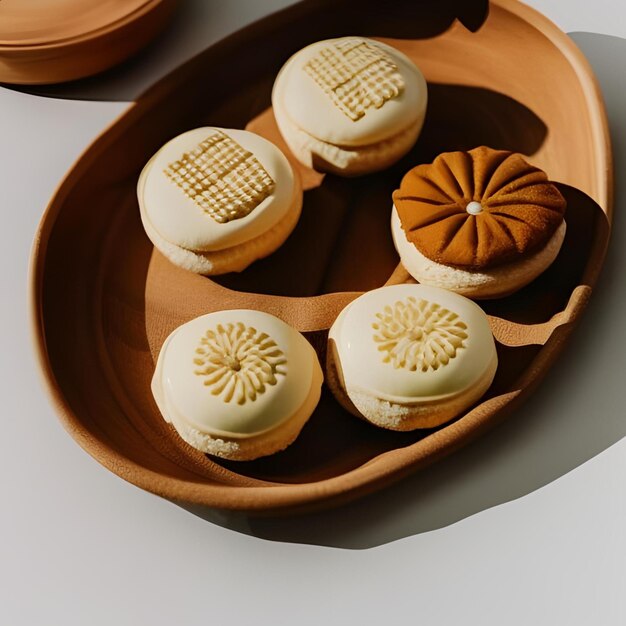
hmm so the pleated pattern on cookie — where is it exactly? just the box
[392,146,567,269]
[164,131,275,224]
[303,38,405,121]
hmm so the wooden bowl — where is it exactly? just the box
[0,0,179,85]
[30,0,612,514]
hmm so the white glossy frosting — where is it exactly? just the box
[273,37,427,147]
[329,284,497,402]
[140,127,296,252]
[153,310,316,439]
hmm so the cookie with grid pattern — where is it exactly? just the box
[303,38,405,121]
[164,130,275,223]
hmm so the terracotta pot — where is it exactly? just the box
[0,0,179,84]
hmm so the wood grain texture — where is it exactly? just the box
[0,0,179,84]
[30,0,612,513]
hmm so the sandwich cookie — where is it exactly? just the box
[138,127,302,275]
[391,146,567,298]
[272,37,427,176]
[152,310,323,461]
[327,284,497,430]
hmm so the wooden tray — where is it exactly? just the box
[0,0,179,85]
[30,0,612,514]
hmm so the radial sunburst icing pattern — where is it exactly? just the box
[372,297,468,372]
[193,323,287,405]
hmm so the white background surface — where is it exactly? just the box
[2,1,626,624]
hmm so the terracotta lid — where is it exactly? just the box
[0,0,157,47]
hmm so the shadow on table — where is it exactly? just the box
[19,0,624,549]
[2,0,488,103]
[0,0,288,102]
[14,2,624,547]
[180,33,626,549]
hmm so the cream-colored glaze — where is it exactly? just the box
[155,358,323,460]
[327,346,498,431]
[140,128,296,252]
[329,284,497,402]
[162,130,275,224]
[302,38,405,121]
[138,179,302,275]
[272,37,427,147]
[273,105,423,174]
[391,205,567,299]
[152,310,316,439]
[372,297,469,371]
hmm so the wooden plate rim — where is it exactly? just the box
[29,0,613,512]
[0,0,170,49]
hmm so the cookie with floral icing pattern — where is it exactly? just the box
[152,310,322,460]
[327,284,497,430]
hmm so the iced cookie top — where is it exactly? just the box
[153,310,316,438]
[274,37,427,146]
[329,284,497,402]
[139,128,297,252]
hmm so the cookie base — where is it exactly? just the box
[153,348,323,461]
[391,206,567,299]
[140,186,302,276]
[326,342,498,431]
[273,101,423,177]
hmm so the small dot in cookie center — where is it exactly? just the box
[466,201,483,215]
[222,356,242,371]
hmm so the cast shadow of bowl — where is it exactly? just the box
[214,83,548,297]
[3,0,488,102]
[29,0,623,548]
[180,33,626,549]
[198,84,555,485]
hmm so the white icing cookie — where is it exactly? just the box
[138,127,302,274]
[327,284,498,430]
[152,310,323,460]
[272,37,427,175]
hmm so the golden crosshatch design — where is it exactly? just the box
[304,38,405,121]
[193,323,287,405]
[372,297,468,372]
[164,131,275,223]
